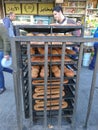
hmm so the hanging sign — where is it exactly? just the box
[22,4,37,14]
[38,3,54,15]
[55,0,64,3]
[5,3,21,14]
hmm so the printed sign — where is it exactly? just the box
[38,3,53,15]
[22,4,37,14]
[5,3,21,14]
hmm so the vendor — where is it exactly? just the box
[52,5,76,25]
[89,27,98,70]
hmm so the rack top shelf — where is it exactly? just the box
[15,25,84,35]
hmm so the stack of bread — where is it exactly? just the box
[33,85,68,111]
[25,32,77,112]
[26,32,74,45]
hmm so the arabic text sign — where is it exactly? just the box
[38,3,53,15]
[5,3,21,14]
[22,4,37,14]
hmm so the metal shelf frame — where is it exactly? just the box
[10,25,98,130]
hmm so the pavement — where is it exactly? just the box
[0,67,98,130]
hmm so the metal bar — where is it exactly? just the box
[27,43,33,127]
[1,0,5,17]
[84,48,98,128]
[11,36,98,43]
[20,45,28,118]
[44,42,48,130]
[71,43,84,129]
[58,42,66,130]
[10,39,23,130]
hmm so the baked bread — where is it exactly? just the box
[26,33,37,44]
[26,33,34,36]
[65,48,76,55]
[31,56,44,62]
[34,100,68,111]
[51,66,59,73]
[31,56,62,62]
[33,91,65,99]
[56,48,62,54]
[30,48,35,54]
[52,49,59,55]
[64,66,75,77]
[38,48,44,54]
[36,33,45,45]
[51,56,61,62]
[31,66,40,78]
[40,66,49,78]
[34,86,64,93]
[32,79,68,84]
[65,56,72,62]
[51,65,60,77]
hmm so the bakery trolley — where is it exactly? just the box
[11,25,85,130]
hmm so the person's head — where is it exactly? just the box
[52,5,64,23]
[37,20,43,25]
[76,18,81,25]
[9,12,16,21]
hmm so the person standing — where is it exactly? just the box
[0,23,12,94]
[51,5,80,36]
[89,27,98,70]
[51,5,81,59]
[52,5,76,26]
[3,12,16,37]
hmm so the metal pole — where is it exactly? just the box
[71,43,84,129]
[11,38,23,130]
[27,43,33,128]
[58,42,66,130]
[1,0,5,17]
[84,49,98,128]
[44,42,48,130]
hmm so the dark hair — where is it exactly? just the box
[76,18,81,22]
[9,12,15,16]
[53,5,63,13]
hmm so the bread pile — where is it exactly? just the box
[33,85,68,111]
[31,65,75,79]
[30,46,76,63]
[26,33,76,112]
[26,32,74,45]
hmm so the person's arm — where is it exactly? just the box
[3,17,10,30]
[1,24,11,57]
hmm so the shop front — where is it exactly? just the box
[1,0,55,25]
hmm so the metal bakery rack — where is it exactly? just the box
[11,25,84,130]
